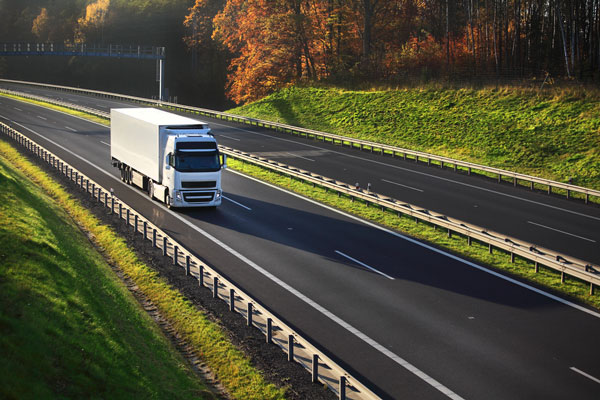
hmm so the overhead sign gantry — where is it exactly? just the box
[0,43,166,100]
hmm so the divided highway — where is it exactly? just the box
[1,81,599,268]
[1,93,600,399]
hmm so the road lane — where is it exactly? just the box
[2,96,600,399]
[2,81,598,266]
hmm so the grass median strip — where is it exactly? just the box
[0,139,286,400]
[0,91,109,126]
[228,156,600,311]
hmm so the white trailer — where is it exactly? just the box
[110,108,225,208]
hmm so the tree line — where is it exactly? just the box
[0,1,598,106]
[185,0,600,102]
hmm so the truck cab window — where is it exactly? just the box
[174,151,220,172]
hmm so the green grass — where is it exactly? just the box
[0,139,286,400]
[228,85,600,190]
[0,143,211,398]
[0,91,109,126]
[228,157,600,311]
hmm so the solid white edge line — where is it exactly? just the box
[223,195,252,210]
[570,367,600,384]
[213,120,600,222]
[6,116,464,400]
[335,250,395,280]
[100,141,110,147]
[527,221,596,243]
[381,178,424,192]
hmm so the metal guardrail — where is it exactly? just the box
[1,78,598,204]
[220,146,600,295]
[0,121,380,400]
[2,86,598,294]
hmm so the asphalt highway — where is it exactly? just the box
[1,95,600,399]
[2,81,599,268]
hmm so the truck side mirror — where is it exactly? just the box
[166,153,172,170]
[221,154,227,169]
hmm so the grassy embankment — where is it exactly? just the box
[0,139,286,400]
[228,86,600,190]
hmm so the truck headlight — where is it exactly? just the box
[175,191,182,201]
[215,190,222,199]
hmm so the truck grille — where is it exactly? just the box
[183,191,215,203]
[181,181,216,189]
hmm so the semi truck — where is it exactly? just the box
[110,107,225,208]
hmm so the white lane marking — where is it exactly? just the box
[100,141,110,147]
[37,115,47,120]
[381,178,424,192]
[286,152,315,162]
[527,221,596,243]
[335,250,395,280]
[570,367,600,384]
[220,134,241,141]
[229,168,600,320]
[223,195,252,210]
[13,107,22,111]
[65,126,77,132]
[213,121,600,222]
[5,116,464,400]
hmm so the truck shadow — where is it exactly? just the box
[181,193,567,312]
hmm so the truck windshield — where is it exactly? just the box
[174,151,220,172]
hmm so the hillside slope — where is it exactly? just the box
[228,86,600,189]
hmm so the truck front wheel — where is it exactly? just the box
[165,192,171,209]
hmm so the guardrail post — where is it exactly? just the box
[288,335,294,362]
[535,262,539,273]
[213,277,218,298]
[247,302,253,326]
[513,177,517,186]
[511,253,515,263]
[199,265,204,287]
[266,318,272,344]
[567,189,570,199]
[152,228,157,247]
[143,221,147,240]
[498,174,502,183]
[312,354,319,383]
[467,236,472,246]
[530,181,534,190]
[585,194,589,204]
[111,197,115,213]
[162,237,167,256]
[119,203,123,219]
[489,244,493,254]
[447,229,451,238]
[126,209,130,227]
[229,289,235,312]
[548,185,552,194]
[590,283,594,296]
[134,214,138,233]
[561,271,565,283]
[104,192,108,207]
[186,255,191,276]
[173,245,178,265]
[339,376,347,400]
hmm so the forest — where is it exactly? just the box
[0,0,599,106]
